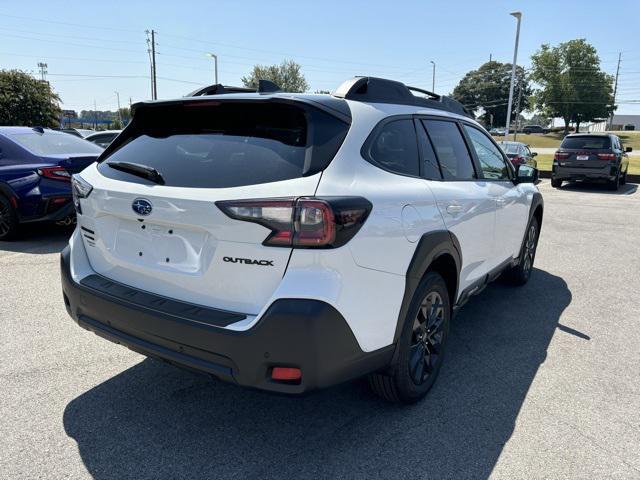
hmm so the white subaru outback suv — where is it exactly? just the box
[61,77,543,403]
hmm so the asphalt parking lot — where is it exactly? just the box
[1,180,639,479]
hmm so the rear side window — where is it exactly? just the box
[422,120,476,180]
[98,102,349,188]
[367,119,419,176]
[560,136,610,150]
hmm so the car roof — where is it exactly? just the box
[499,141,527,146]
[0,126,69,137]
[86,130,121,137]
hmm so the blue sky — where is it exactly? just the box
[2,0,639,115]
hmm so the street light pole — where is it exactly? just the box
[430,60,436,92]
[504,11,522,141]
[115,91,123,126]
[206,53,218,84]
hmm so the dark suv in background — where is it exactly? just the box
[551,134,631,190]
[522,125,550,134]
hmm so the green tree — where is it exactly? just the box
[530,39,614,134]
[452,61,531,127]
[242,60,309,93]
[0,70,61,127]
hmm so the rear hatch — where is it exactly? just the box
[78,98,350,315]
[555,135,613,169]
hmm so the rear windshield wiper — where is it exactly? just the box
[107,161,166,185]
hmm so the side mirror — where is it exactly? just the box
[532,152,538,157]
[625,147,632,153]
[515,164,537,184]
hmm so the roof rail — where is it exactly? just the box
[332,76,471,118]
[187,79,282,97]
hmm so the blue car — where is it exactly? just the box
[0,127,102,240]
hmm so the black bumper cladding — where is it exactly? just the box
[60,247,392,394]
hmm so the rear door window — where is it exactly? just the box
[560,136,610,149]
[422,119,476,180]
[367,119,420,176]
[98,102,349,188]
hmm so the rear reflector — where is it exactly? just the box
[216,196,372,248]
[271,367,302,382]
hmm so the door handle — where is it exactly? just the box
[446,204,463,215]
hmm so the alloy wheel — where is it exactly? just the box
[522,223,537,275]
[409,291,445,385]
[0,201,11,237]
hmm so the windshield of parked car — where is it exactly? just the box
[560,136,610,150]
[8,131,103,156]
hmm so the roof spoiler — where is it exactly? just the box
[332,76,472,118]
[187,79,281,97]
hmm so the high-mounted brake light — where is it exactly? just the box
[216,197,372,248]
[38,167,71,181]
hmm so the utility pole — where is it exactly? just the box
[489,53,492,63]
[513,76,524,141]
[37,62,48,81]
[151,30,157,100]
[430,60,436,92]
[505,11,522,141]
[146,30,157,100]
[609,52,621,131]
[115,91,123,126]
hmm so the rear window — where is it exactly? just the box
[9,131,103,156]
[500,143,520,155]
[98,102,349,188]
[560,136,610,150]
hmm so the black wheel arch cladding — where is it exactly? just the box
[393,230,461,345]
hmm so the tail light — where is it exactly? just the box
[38,167,71,181]
[216,197,372,248]
[554,151,569,160]
[71,175,93,214]
[597,153,616,161]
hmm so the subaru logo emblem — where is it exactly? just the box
[132,198,153,216]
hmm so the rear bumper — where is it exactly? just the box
[60,247,393,394]
[20,198,74,224]
[552,165,618,182]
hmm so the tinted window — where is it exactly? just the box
[560,136,610,149]
[464,125,510,180]
[422,120,476,180]
[416,121,442,180]
[98,102,349,188]
[368,119,419,176]
[8,131,103,155]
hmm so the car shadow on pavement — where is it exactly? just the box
[63,268,570,480]
[559,182,638,195]
[0,224,72,255]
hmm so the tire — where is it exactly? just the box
[369,271,450,404]
[0,195,18,241]
[620,169,627,186]
[503,216,540,286]
[608,173,620,191]
[551,178,562,188]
